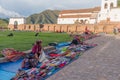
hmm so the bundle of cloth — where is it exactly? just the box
[80,32,99,41]
[12,43,97,80]
[81,27,99,40]
[12,56,72,80]
[1,48,25,61]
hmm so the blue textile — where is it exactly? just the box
[56,42,71,48]
[0,58,23,80]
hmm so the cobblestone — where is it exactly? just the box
[47,35,120,80]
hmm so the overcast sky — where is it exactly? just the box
[0,0,101,17]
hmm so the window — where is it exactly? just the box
[104,3,108,9]
[84,19,88,24]
[14,21,18,29]
[29,26,31,29]
[24,26,26,29]
[80,20,84,24]
[99,14,101,17]
[110,3,114,9]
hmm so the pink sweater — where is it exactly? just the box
[32,44,42,54]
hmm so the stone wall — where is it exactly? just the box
[8,23,119,34]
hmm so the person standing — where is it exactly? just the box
[113,27,118,35]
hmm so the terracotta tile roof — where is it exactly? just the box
[59,7,100,14]
[59,14,91,18]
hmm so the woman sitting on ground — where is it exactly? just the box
[31,40,48,63]
[71,35,80,45]
[21,54,38,69]
[31,40,42,59]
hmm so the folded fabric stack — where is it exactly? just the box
[1,48,24,61]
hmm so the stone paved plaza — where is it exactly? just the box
[47,35,120,80]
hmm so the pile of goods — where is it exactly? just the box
[81,32,99,41]
[12,43,97,80]
[1,48,24,61]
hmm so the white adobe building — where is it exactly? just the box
[9,17,26,29]
[57,0,120,24]
[57,7,100,24]
[97,0,120,23]
[9,17,26,25]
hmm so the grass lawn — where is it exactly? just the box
[0,31,72,57]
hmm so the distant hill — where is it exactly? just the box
[0,18,8,28]
[26,10,60,24]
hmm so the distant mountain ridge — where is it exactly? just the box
[26,10,60,24]
[0,18,8,28]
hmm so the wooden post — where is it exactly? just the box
[60,26,62,32]
[48,26,49,31]
[76,26,77,32]
[67,26,69,32]
[54,26,56,32]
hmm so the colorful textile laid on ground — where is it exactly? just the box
[81,33,99,41]
[1,48,24,61]
[11,43,97,80]
[82,26,99,40]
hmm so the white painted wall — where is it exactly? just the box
[109,8,120,21]
[97,12,108,23]
[57,12,92,24]
[97,0,118,23]
[97,9,120,23]
[9,17,26,25]
[57,18,90,24]
[101,0,117,12]
[89,19,96,24]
